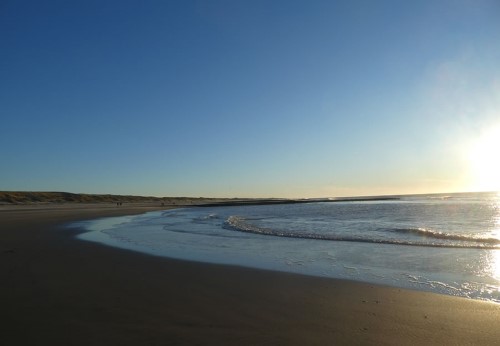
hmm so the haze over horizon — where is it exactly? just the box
[2,0,500,198]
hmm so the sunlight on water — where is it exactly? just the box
[490,250,500,281]
[493,198,500,281]
[469,126,500,192]
[486,196,500,282]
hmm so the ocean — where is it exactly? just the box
[75,192,500,303]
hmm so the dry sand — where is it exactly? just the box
[1,203,500,345]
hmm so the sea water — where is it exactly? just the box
[75,192,500,303]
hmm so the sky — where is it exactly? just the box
[1,0,500,198]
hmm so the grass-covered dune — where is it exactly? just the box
[0,191,402,206]
[0,191,202,205]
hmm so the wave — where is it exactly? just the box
[390,228,500,245]
[162,225,238,239]
[193,213,220,223]
[225,216,500,249]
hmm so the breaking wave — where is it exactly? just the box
[225,216,500,249]
[390,228,500,244]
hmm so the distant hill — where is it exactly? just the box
[0,191,402,206]
[0,191,185,204]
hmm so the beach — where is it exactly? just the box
[2,203,500,345]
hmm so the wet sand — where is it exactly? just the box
[2,204,500,345]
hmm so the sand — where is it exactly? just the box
[1,203,500,345]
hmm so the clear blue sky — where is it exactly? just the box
[1,0,500,198]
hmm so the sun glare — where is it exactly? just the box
[489,249,500,282]
[469,126,500,192]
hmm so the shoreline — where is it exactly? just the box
[2,204,500,344]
